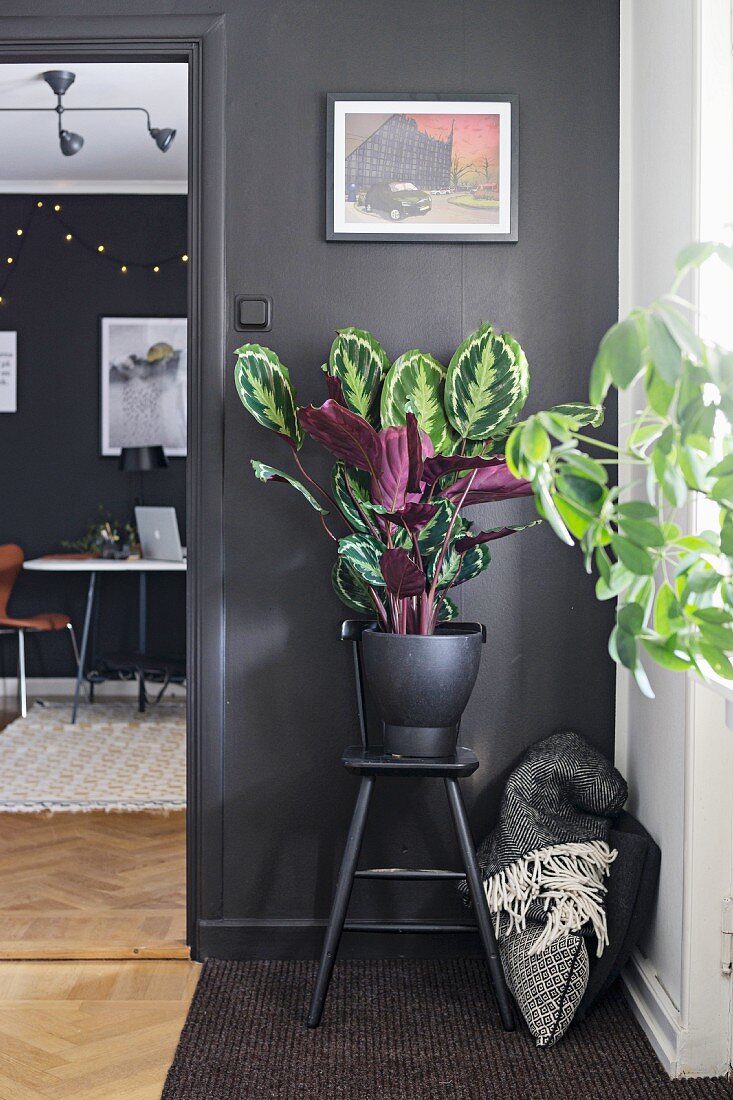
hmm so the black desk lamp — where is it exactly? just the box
[119,445,168,505]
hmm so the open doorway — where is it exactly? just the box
[0,61,189,956]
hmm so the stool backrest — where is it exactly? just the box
[0,544,23,619]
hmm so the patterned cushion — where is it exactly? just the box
[500,922,589,1047]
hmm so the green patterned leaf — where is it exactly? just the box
[417,500,456,557]
[444,324,529,440]
[234,344,302,447]
[438,597,459,622]
[380,350,452,451]
[331,462,371,531]
[454,543,491,585]
[331,557,374,613]
[328,328,389,425]
[251,461,328,514]
[337,533,386,587]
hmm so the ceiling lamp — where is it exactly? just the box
[0,69,177,158]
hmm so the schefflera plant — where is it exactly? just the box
[505,242,733,696]
[234,324,602,634]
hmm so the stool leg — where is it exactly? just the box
[306,774,374,1028]
[444,778,515,1031]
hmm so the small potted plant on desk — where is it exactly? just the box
[234,325,601,757]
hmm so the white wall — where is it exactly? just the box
[618,0,733,1076]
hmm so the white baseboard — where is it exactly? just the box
[622,951,681,1077]
[0,677,186,701]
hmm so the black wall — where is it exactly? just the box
[0,0,619,958]
[0,195,187,676]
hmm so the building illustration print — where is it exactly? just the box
[328,96,517,241]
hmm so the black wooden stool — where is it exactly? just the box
[306,622,515,1032]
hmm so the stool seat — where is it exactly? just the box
[342,746,479,777]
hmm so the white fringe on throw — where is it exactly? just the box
[483,840,617,957]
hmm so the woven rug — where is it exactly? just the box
[0,701,185,812]
[164,959,733,1100]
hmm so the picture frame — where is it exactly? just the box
[0,331,17,413]
[326,93,518,243]
[100,315,187,457]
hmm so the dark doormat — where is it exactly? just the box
[163,959,732,1100]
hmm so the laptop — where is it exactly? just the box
[135,506,186,562]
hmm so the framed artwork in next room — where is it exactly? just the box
[100,316,187,457]
[326,93,518,243]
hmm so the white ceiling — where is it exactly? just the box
[0,62,188,193]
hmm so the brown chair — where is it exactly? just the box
[0,544,81,718]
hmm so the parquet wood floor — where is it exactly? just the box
[0,702,194,1098]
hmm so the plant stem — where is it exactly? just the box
[292,450,340,513]
[318,514,338,543]
[426,468,478,614]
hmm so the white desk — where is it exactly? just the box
[23,557,186,722]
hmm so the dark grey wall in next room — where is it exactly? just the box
[0,195,187,677]
[1,0,619,958]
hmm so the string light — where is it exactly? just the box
[0,199,188,301]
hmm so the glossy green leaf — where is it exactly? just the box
[614,626,637,670]
[234,344,302,447]
[562,450,608,485]
[557,473,605,510]
[444,324,529,440]
[337,533,386,587]
[617,602,644,633]
[591,317,644,396]
[654,582,683,634]
[547,403,605,429]
[522,418,551,463]
[645,365,676,417]
[618,516,665,549]
[698,643,733,679]
[380,349,451,450]
[331,557,374,613]
[612,535,655,575]
[642,637,692,672]
[618,501,657,520]
[251,461,328,514]
[656,301,703,361]
[646,314,683,384]
[328,327,389,425]
[675,240,716,271]
[454,543,491,586]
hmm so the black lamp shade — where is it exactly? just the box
[150,127,176,152]
[118,445,169,472]
[59,130,84,156]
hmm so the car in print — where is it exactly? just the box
[363,181,432,220]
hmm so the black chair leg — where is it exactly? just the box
[306,774,374,1028]
[444,777,515,1031]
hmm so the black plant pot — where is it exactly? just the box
[361,623,484,758]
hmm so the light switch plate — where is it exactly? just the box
[234,295,272,332]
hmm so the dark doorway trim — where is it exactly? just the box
[0,15,227,960]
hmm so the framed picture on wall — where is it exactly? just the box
[100,316,187,457]
[326,93,518,243]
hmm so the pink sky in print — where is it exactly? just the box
[404,113,500,162]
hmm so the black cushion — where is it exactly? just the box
[575,810,661,1020]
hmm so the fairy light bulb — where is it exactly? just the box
[97,245,105,253]
[16,229,23,237]
[181,254,189,263]
[6,257,13,265]
[53,204,61,212]
[121,265,128,274]
[65,233,72,242]
[36,201,43,208]
[153,265,160,273]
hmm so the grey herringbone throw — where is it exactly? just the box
[469,730,628,956]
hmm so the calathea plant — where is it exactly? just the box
[506,242,733,696]
[234,325,601,634]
